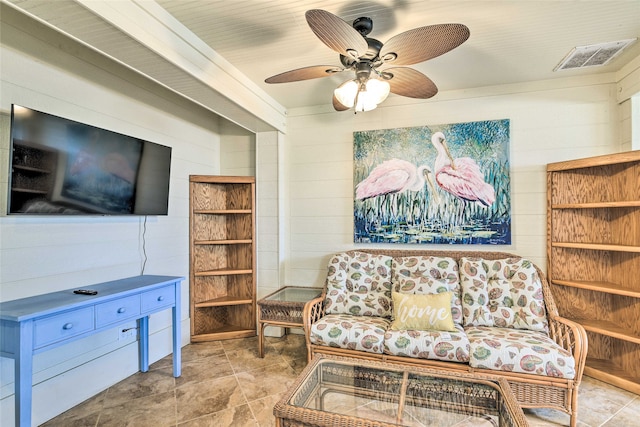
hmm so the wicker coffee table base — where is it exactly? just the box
[275,355,529,427]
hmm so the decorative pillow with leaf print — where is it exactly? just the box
[392,256,463,325]
[324,251,393,317]
[459,257,548,332]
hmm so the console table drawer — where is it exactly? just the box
[96,295,141,328]
[142,285,175,313]
[34,307,95,349]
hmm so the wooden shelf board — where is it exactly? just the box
[193,209,251,214]
[551,242,640,253]
[191,327,255,342]
[195,296,253,307]
[194,239,252,245]
[551,280,640,298]
[585,358,640,395]
[552,201,640,209]
[547,151,640,171]
[572,319,640,345]
[194,269,253,276]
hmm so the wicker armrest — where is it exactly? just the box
[303,296,325,334]
[547,315,589,382]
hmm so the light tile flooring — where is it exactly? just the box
[42,334,640,427]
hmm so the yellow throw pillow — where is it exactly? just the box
[390,291,457,331]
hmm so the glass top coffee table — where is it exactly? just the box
[257,286,322,357]
[274,355,528,427]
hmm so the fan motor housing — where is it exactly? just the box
[353,16,373,35]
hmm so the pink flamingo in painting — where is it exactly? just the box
[429,132,495,228]
[355,159,438,201]
[430,132,495,206]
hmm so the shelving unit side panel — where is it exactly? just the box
[585,333,613,361]
[193,276,230,302]
[613,252,640,291]
[192,214,228,240]
[612,294,640,336]
[193,245,228,271]
[226,184,253,210]
[550,285,613,321]
[615,340,640,381]
[610,161,640,202]
[226,304,256,330]
[608,207,640,247]
[192,306,228,335]
[550,209,611,245]
[550,169,611,205]
[226,214,253,240]
[191,183,229,211]
[548,247,611,283]
[227,275,255,300]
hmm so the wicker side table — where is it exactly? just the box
[257,286,322,358]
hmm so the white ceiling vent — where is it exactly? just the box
[554,38,637,71]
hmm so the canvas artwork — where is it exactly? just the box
[353,119,511,244]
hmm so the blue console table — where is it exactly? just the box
[0,275,184,427]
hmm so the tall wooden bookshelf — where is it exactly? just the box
[189,175,256,342]
[547,151,640,394]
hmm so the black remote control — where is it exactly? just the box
[73,289,98,295]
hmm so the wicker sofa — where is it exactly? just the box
[303,249,587,427]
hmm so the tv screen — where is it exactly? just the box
[8,105,172,215]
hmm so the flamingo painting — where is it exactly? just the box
[353,119,510,244]
[429,132,495,207]
[355,159,438,201]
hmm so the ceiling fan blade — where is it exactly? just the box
[379,24,470,66]
[305,9,369,58]
[383,67,438,99]
[265,65,343,83]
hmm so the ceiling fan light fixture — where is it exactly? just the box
[334,78,390,112]
[334,80,359,108]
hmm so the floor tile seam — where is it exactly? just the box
[173,388,179,427]
[243,396,262,426]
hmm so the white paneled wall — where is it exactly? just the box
[0,21,222,427]
[220,120,256,176]
[282,80,623,287]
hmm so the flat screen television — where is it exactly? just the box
[8,105,172,215]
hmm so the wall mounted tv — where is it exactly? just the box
[8,105,172,215]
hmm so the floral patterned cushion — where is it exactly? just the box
[325,251,393,317]
[466,326,575,379]
[310,314,390,354]
[459,257,548,332]
[392,256,463,325]
[384,323,470,363]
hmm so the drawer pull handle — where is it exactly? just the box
[63,323,74,330]
[157,296,165,302]
[117,307,126,314]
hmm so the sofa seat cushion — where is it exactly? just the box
[392,256,463,325]
[460,257,548,332]
[325,251,393,317]
[310,314,390,354]
[466,326,575,379]
[384,323,470,363]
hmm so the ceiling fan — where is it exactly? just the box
[265,9,470,112]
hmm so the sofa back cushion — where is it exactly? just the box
[459,257,548,332]
[392,256,463,325]
[324,251,393,317]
